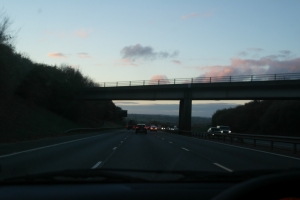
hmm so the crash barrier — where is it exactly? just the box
[165,130,300,154]
[64,127,123,134]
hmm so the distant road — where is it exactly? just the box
[1,129,300,179]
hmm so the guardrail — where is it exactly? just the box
[64,127,123,134]
[99,73,300,87]
[165,130,300,154]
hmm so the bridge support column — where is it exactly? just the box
[179,98,192,132]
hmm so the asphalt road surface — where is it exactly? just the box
[1,129,300,179]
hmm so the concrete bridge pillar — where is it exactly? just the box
[178,98,192,132]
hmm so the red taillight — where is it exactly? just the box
[136,126,139,129]
[144,126,147,129]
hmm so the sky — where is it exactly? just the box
[2,0,300,117]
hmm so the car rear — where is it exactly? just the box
[135,124,147,134]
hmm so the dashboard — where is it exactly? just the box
[0,182,234,199]
[1,171,300,200]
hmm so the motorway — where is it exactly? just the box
[1,129,300,179]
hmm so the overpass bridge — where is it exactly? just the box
[78,73,300,131]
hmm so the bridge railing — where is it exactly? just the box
[99,73,300,87]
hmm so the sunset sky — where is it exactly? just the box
[2,0,300,117]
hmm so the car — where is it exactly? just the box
[135,124,147,134]
[127,119,137,130]
[216,125,231,134]
[207,127,222,133]
[149,125,157,132]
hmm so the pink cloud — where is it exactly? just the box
[114,59,137,66]
[197,56,300,78]
[150,75,170,85]
[74,29,92,38]
[47,52,67,58]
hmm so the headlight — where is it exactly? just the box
[221,131,223,133]
[229,131,231,133]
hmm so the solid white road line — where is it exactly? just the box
[214,163,233,172]
[91,161,102,169]
[181,147,189,151]
[0,131,121,159]
[113,147,117,150]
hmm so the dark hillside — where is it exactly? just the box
[0,15,124,143]
[212,100,300,136]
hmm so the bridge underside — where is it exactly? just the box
[78,80,300,132]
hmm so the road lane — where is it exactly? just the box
[0,129,124,156]
[155,131,300,171]
[0,130,129,179]
[102,130,223,172]
[1,129,300,180]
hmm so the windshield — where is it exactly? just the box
[1,0,300,182]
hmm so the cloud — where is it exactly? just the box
[238,51,248,57]
[172,60,181,65]
[77,52,91,58]
[120,44,178,61]
[182,11,213,20]
[150,75,170,85]
[197,56,300,78]
[114,58,138,66]
[247,48,263,52]
[279,50,291,55]
[47,52,67,58]
[113,101,140,105]
[73,29,92,38]
[45,29,92,39]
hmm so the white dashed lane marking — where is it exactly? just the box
[213,163,233,172]
[91,161,102,169]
